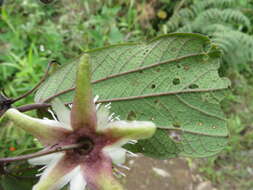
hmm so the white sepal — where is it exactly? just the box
[52,99,72,130]
[70,166,87,190]
[29,152,64,166]
[33,153,78,190]
[103,146,126,165]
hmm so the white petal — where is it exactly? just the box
[33,153,79,190]
[52,167,80,190]
[35,152,65,178]
[96,106,110,131]
[70,167,87,190]
[37,166,79,190]
[103,146,126,165]
[52,99,72,130]
[29,152,64,166]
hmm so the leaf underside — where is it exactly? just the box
[35,33,230,158]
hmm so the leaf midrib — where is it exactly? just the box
[159,126,228,137]
[42,52,208,103]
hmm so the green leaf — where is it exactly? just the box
[35,33,230,158]
[0,175,34,190]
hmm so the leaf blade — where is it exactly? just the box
[35,33,230,158]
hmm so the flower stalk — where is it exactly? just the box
[0,142,86,163]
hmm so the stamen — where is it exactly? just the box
[128,140,137,145]
[126,150,138,157]
[117,164,130,170]
[68,104,73,109]
[105,102,111,109]
[48,109,58,121]
[113,167,126,177]
[33,138,39,142]
[96,103,101,110]
[108,113,115,121]
[38,165,47,172]
[93,95,99,103]
[36,172,43,177]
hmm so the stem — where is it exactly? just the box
[17,103,51,112]
[0,163,5,175]
[0,92,12,115]
[10,61,53,104]
[0,142,85,163]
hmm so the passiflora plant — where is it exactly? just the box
[0,33,230,190]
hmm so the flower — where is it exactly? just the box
[4,54,156,190]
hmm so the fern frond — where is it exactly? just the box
[212,30,253,65]
[201,24,232,34]
[167,8,194,32]
[198,0,237,9]
[214,30,253,50]
[166,0,244,33]
[176,24,193,33]
[194,9,250,30]
[165,0,253,69]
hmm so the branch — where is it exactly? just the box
[10,61,54,104]
[0,142,85,163]
[0,92,12,117]
[17,103,51,112]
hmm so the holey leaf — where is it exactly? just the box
[35,33,230,159]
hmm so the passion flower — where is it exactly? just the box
[4,54,156,190]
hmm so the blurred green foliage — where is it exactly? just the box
[0,0,253,189]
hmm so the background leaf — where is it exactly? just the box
[0,175,34,190]
[35,33,230,158]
